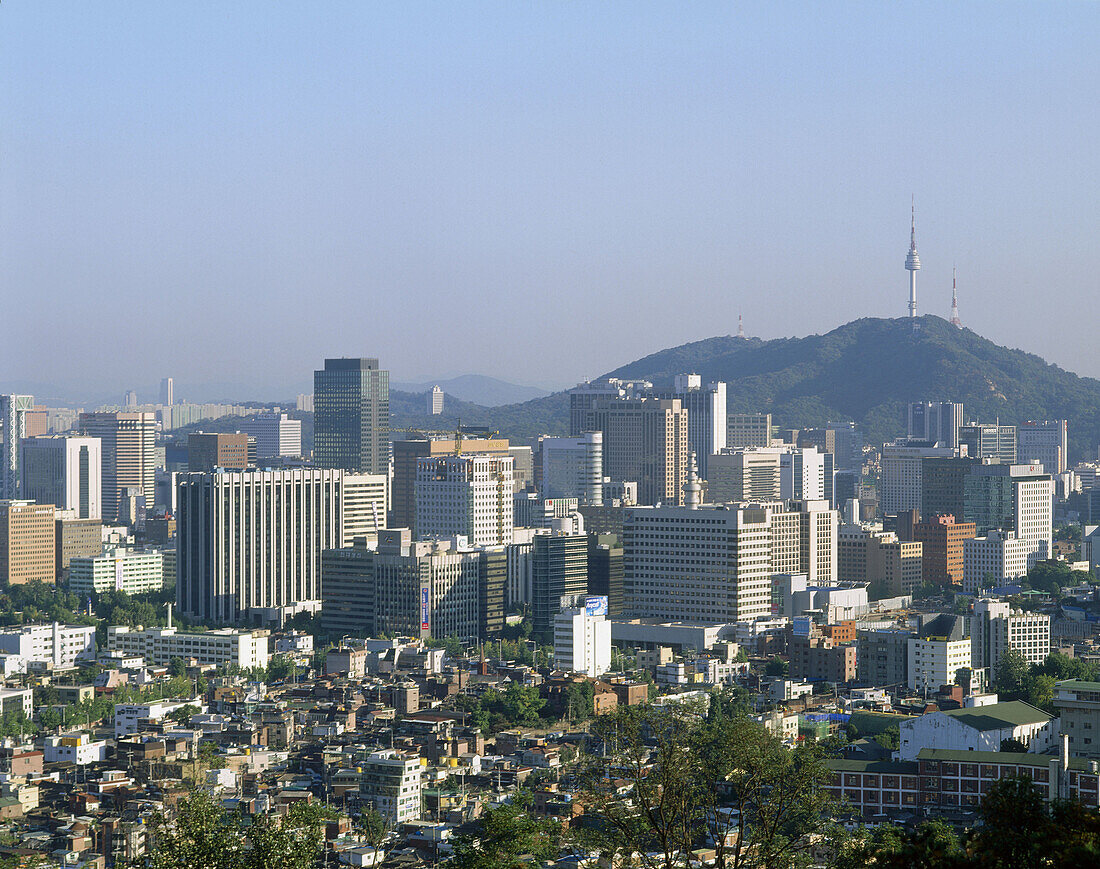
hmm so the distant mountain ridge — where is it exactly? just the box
[392,374,550,407]
[388,316,1100,461]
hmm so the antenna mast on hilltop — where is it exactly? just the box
[905,198,921,318]
[950,267,962,328]
[737,314,745,339]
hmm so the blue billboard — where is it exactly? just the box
[585,596,608,617]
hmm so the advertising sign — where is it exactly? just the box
[421,587,430,631]
[585,596,608,617]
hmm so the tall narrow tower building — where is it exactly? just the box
[950,268,962,328]
[905,203,920,318]
[314,358,390,476]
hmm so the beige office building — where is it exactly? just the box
[78,412,157,522]
[578,397,688,506]
[708,449,782,502]
[0,501,56,586]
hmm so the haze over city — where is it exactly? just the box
[3,2,1099,400]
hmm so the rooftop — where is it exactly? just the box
[937,700,1052,731]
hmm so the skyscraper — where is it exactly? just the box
[880,440,956,516]
[0,395,33,501]
[415,454,514,546]
[963,462,1053,569]
[1018,420,1068,474]
[78,412,156,523]
[313,357,389,475]
[428,385,444,415]
[391,435,510,532]
[159,377,174,407]
[577,396,688,506]
[0,501,56,586]
[541,432,603,505]
[959,423,1017,464]
[659,375,726,478]
[20,435,103,520]
[177,468,374,623]
[907,402,964,448]
[531,529,589,635]
[726,412,772,450]
[239,413,302,459]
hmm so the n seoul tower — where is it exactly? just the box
[905,200,920,317]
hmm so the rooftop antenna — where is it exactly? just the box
[950,266,961,328]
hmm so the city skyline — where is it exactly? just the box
[2,3,1099,397]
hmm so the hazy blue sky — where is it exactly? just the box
[2,2,1098,401]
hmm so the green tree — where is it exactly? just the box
[575,700,836,869]
[37,707,62,732]
[168,657,188,677]
[451,791,560,869]
[266,654,298,684]
[969,774,1049,868]
[874,725,900,751]
[993,647,1029,700]
[355,806,389,851]
[167,704,200,726]
[135,791,323,869]
[765,656,789,677]
[563,681,594,722]
[835,818,964,869]
[695,704,837,869]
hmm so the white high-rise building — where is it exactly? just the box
[971,598,1050,670]
[415,454,514,546]
[427,386,444,415]
[239,413,302,459]
[962,531,1031,594]
[554,594,611,677]
[880,440,957,516]
[0,395,34,501]
[177,468,366,623]
[341,473,388,547]
[20,435,102,520]
[963,463,1053,570]
[750,445,830,502]
[1018,420,1068,474]
[908,634,972,693]
[159,377,174,407]
[541,432,603,505]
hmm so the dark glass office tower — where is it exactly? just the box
[314,358,390,475]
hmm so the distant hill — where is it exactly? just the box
[604,316,1100,461]
[352,316,1100,461]
[391,375,550,407]
[389,389,568,442]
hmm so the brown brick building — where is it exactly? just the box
[909,514,976,587]
[187,432,250,472]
